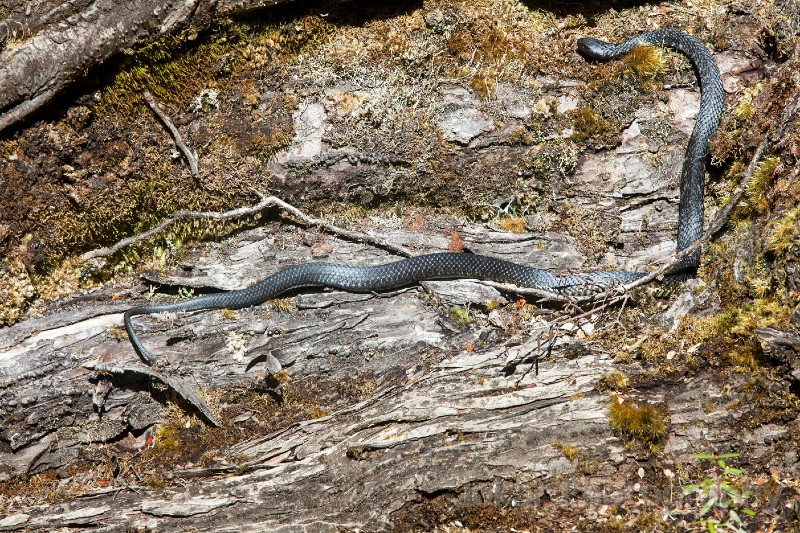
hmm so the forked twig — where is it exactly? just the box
[82,190,413,261]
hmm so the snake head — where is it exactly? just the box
[576,37,614,59]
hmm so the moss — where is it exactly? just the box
[695,298,791,341]
[621,44,667,79]
[596,371,630,392]
[506,126,535,146]
[99,30,231,117]
[497,216,526,233]
[552,441,579,462]
[664,295,792,373]
[733,82,764,123]
[128,371,378,486]
[269,298,294,312]
[485,299,501,311]
[743,156,781,215]
[608,395,666,448]
[0,258,36,325]
[0,468,96,512]
[440,4,549,99]
[570,106,616,145]
[220,308,237,319]
[766,205,799,257]
[448,305,472,327]
[519,139,580,179]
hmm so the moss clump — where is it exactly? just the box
[570,107,616,145]
[596,371,630,392]
[0,258,36,325]
[742,156,781,216]
[687,298,792,370]
[99,29,233,117]
[506,126,535,146]
[608,395,666,447]
[448,305,472,327]
[621,44,667,79]
[733,81,764,122]
[441,5,546,99]
[269,298,294,312]
[497,216,526,233]
[552,441,579,462]
[766,205,799,258]
[519,139,580,179]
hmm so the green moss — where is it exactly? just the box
[698,298,790,339]
[608,396,666,447]
[519,139,580,178]
[596,371,630,392]
[552,441,579,462]
[743,156,780,215]
[448,305,472,327]
[766,205,799,257]
[733,82,764,122]
[621,44,667,79]
[99,30,233,117]
[570,107,616,144]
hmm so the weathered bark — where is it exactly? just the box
[1,1,799,530]
[0,0,295,132]
[1,217,798,530]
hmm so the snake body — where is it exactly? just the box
[125,29,723,365]
[578,29,723,271]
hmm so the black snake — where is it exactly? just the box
[124,29,723,366]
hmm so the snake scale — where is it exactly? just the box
[125,29,724,365]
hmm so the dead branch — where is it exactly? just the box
[143,90,199,179]
[262,194,414,257]
[84,361,219,427]
[0,0,299,134]
[82,190,414,261]
[82,191,272,261]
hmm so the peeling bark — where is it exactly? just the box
[1,1,799,530]
[2,218,798,530]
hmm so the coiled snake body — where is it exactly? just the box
[125,29,723,365]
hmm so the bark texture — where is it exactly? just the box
[0,0,293,132]
[1,1,800,531]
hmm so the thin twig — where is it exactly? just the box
[84,361,219,427]
[142,90,199,179]
[263,194,413,257]
[82,190,413,261]
[82,190,271,260]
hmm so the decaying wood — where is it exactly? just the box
[1,212,796,529]
[83,361,220,427]
[2,3,799,529]
[0,0,297,133]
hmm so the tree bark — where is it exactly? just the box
[0,0,293,132]
[1,216,798,530]
[1,1,799,530]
